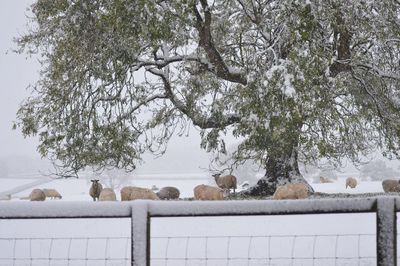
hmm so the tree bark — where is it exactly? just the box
[242,148,314,197]
[241,118,314,197]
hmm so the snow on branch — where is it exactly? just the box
[356,64,400,80]
[192,0,248,85]
[147,68,240,129]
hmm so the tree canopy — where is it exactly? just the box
[15,0,400,194]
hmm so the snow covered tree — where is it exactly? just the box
[15,0,400,195]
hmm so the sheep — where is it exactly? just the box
[42,188,62,199]
[151,185,159,191]
[345,177,358,189]
[382,179,400,193]
[156,186,180,200]
[273,183,308,200]
[99,188,117,201]
[319,176,334,183]
[193,184,224,200]
[29,189,46,201]
[120,186,159,201]
[89,179,103,201]
[212,173,237,194]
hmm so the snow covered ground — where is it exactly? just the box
[0,174,393,265]
[0,173,386,201]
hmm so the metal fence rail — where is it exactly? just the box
[0,197,398,266]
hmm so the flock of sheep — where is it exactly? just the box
[22,175,400,201]
[26,174,237,201]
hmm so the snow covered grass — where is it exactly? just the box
[312,179,384,194]
[0,178,35,191]
[0,174,386,202]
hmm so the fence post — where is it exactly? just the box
[131,201,150,266]
[376,197,397,266]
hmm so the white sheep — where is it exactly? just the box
[382,179,400,193]
[212,173,237,194]
[345,177,357,189]
[273,183,308,200]
[320,176,334,183]
[42,188,62,199]
[156,186,180,200]
[120,186,159,201]
[99,188,117,201]
[89,179,103,201]
[193,184,224,200]
[29,189,46,201]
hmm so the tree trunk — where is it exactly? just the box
[243,149,314,196]
[241,127,314,197]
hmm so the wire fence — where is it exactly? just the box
[151,233,376,266]
[0,237,130,266]
[0,198,398,265]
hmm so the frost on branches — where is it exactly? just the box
[15,0,400,195]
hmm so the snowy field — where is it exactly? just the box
[0,174,395,265]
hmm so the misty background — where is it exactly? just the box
[1,0,400,184]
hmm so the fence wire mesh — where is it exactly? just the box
[0,237,130,266]
[151,234,376,266]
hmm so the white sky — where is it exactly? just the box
[0,0,39,158]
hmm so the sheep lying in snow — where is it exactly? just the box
[193,184,224,200]
[99,188,117,201]
[43,189,62,199]
[120,186,159,201]
[30,189,46,201]
[273,183,308,200]
[213,173,237,194]
[156,186,180,200]
[382,179,400,193]
[89,180,103,201]
[345,177,357,189]
[319,176,334,183]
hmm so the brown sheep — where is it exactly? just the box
[89,180,103,201]
[29,189,46,201]
[273,183,308,200]
[120,186,159,201]
[382,179,400,193]
[42,189,62,199]
[212,173,237,194]
[345,177,358,189]
[319,176,334,183]
[156,186,180,200]
[193,184,224,200]
[99,188,117,201]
